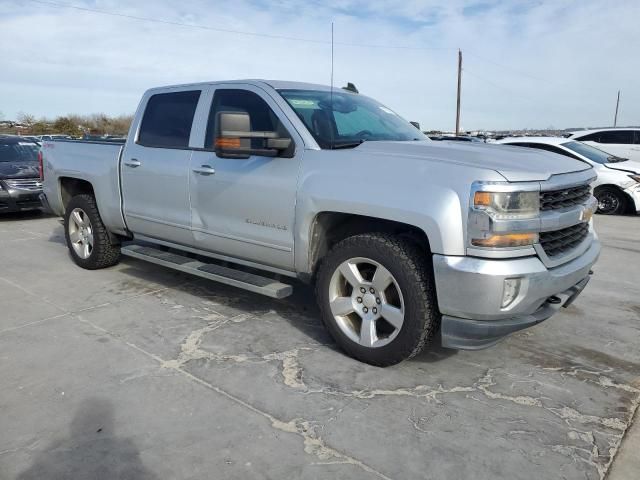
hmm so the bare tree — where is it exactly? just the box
[17,112,36,126]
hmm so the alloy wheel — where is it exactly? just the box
[328,257,405,348]
[68,208,94,259]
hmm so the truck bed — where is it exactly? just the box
[41,139,128,234]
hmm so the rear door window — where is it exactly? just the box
[575,132,600,142]
[138,90,201,148]
[597,130,634,144]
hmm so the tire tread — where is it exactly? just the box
[315,232,439,366]
[64,194,120,269]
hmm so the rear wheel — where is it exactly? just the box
[316,233,439,366]
[595,187,627,215]
[64,194,120,269]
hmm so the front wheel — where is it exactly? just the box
[315,233,439,366]
[64,194,120,269]
[595,187,627,215]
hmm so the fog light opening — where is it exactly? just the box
[502,278,522,308]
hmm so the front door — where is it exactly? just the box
[121,88,202,245]
[189,85,302,270]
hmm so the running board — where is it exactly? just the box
[121,245,293,299]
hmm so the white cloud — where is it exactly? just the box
[0,0,638,129]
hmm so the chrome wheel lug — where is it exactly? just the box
[357,297,363,303]
[363,307,368,314]
[370,288,375,294]
[376,298,381,304]
[360,287,366,294]
[372,307,377,314]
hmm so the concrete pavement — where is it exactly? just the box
[0,212,638,479]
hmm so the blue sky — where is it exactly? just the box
[0,0,638,130]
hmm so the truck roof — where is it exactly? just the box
[145,79,339,94]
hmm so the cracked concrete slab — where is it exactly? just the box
[0,212,639,479]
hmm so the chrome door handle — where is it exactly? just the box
[124,159,141,168]
[193,165,216,175]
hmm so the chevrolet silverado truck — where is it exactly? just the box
[40,80,600,366]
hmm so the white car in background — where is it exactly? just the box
[568,128,640,162]
[498,137,640,215]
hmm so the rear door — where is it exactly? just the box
[121,88,202,245]
[188,84,302,270]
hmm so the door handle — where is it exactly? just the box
[193,165,216,176]
[124,159,141,168]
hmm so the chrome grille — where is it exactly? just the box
[540,184,591,211]
[540,223,589,258]
[4,178,42,191]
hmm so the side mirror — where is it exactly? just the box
[410,121,421,130]
[215,111,292,159]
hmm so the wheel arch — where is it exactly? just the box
[59,178,125,244]
[59,177,95,212]
[594,184,634,213]
[305,212,433,282]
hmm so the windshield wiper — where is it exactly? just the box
[607,156,628,163]
[331,139,366,149]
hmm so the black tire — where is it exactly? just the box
[595,187,627,215]
[64,194,120,269]
[315,233,439,367]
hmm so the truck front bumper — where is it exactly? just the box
[433,238,601,349]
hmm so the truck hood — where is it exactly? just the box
[0,160,39,180]
[604,159,640,175]
[355,140,592,182]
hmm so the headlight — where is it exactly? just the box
[473,191,540,220]
[629,174,640,183]
[469,185,540,249]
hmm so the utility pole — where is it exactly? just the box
[455,49,462,136]
[613,90,620,127]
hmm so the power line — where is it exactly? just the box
[463,68,542,108]
[465,50,549,84]
[26,0,456,51]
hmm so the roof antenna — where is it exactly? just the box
[330,21,335,150]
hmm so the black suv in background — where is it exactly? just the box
[0,136,43,213]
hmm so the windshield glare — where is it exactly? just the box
[561,141,619,164]
[279,89,426,149]
[0,141,39,163]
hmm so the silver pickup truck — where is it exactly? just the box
[40,80,600,366]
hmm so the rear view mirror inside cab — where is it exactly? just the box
[214,111,292,159]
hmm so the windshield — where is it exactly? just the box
[279,89,426,149]
[561,140,625,164]
[0,141,39,163]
